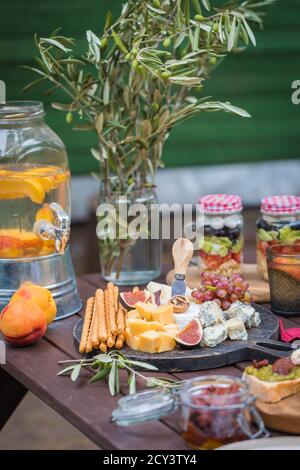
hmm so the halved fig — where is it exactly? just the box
[175,318,203,348]
[119,289,151,309]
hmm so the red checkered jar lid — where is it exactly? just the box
[261,195,300,215]
[199,194,243,214]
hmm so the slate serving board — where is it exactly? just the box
[73,304,295,372]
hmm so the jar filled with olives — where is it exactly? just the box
[256,195,300,280]
[199,194,244,276]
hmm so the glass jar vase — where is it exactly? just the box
[199,194,243,276]
[256,195,300,281]
[96,187,162,285]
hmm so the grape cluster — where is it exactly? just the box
[191,272,252,310]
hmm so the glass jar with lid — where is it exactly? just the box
[111,375,268,450]
[256,195,300,281]
[0,101,71,258]
[199,194,244,276]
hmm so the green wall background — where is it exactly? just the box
[1,0,300,174]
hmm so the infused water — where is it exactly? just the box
[0,163,70,258]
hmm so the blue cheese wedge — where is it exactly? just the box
[200,323,228,348]
[198,301,225,328]
[225,301,257,329]
[226,318,248,341]
[252,311,261,328]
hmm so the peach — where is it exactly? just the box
[10,282,57,324]
[0,300,47,346]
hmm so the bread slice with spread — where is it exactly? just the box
[243,350,300,403]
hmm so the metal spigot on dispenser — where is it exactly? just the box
[0,101,82,319]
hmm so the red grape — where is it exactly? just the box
[222,300,231,310]
[240,280,249,291]
[216,289,227,299]
[198,270,251,310]
[233,286,242,296]
[205,291,216,301]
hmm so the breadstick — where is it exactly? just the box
[91,297,101,349]
[115,334,124,349]
[79,297,94,353]
[85,297,95,353]
[107,283,118,335]
[100,342,107,353]
[117,307,125,334]
[107,334,115,348]
[113,284,119,315]
[95,289,107,342]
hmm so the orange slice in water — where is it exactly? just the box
[0,179,45,203]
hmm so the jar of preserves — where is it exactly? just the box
[111,375,268,450]
[180,375,267,450]
[256,195,300,281]
[199,194,243,276]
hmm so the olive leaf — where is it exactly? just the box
[128,373,136,395]
[58,351,178,397]
[71,363,82,382]
[108,359,116,395]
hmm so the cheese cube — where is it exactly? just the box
[135,302,154,321]
[126,309,141,320]
[138,330,161,353]
[126,318,163,336]
[158,332,176,353]
[163,323,180,336]
[151,304,174,325]
[124,328,140,350]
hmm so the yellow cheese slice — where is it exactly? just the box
[124,328,140,350]
[126,309,141,320]
[135,301,155,321]
[138,330,161,353]
[151,304,174,325]
[163,323,180,335]
[158,332,176,353]
[126,319,163,336]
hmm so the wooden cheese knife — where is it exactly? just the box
[171,238,194,296]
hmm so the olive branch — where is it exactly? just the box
[58,350,182,396]
[24,0,276,194]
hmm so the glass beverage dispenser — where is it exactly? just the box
[0,101,81,319]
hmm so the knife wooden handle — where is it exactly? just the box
[172,238,194,276]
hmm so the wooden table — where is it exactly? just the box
[1,270,300,450]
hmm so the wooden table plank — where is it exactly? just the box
[0,368,27,430]
[2,338,185,450]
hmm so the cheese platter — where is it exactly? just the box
[73,239,294,372]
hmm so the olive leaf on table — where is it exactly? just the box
[57,350,182,396]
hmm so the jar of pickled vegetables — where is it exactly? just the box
[256,195,300,281]
[199,194,243,276]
